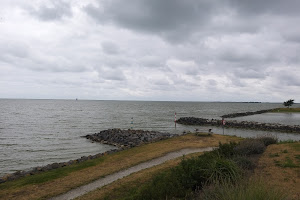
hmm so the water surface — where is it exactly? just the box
[0,99,299,176]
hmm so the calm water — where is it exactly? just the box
[234,112,300,126]
[0,99,299,176]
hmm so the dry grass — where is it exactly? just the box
[76,151,205,200]
[254,142,300,199]
[0,133,241,200]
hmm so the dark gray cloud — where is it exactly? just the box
[228,0,300,16]
[29,0,72,21]
[84,0,223,42]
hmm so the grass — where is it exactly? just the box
[0,133,241,200]
[0,157,105,189]
[78,138,298,200]
[255,142,300,199]
[271,108,300,113]
[77,152,204,200]
[199,178,289,200]
[195,132,213,137]
[269,152,280,158]
[80,138,299,200]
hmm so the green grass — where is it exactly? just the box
[290,143,300,151]
[274,157,299,168]
[0,156,106,190]
[195,132,213,137]
[120,142,244,200]
[269,153,280,158]
[200,179,289,200]
[281,149,288,153]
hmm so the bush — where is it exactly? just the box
[129,151,241,200]
[257,135,278,146]
[233,156,256,170]
[234,139,266,155]
[215,141,238,158]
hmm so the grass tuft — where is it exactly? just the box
[199,178,290,200]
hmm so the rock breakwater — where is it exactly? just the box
[220,109,273,118]
[85,128,173,148]
[177,117,300,133]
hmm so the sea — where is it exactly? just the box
[1,99,300,176]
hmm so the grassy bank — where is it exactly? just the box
[0,133,240,200]
[271,108,300,113]
[80,138,300,200]
[254,142,300,199]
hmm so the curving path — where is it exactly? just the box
[49,147,214,200]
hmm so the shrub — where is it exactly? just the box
[129,151,241,200]
[233,156,256,170]
[257,135,278,146]
[234,139,266,156]
[216,141,238,158]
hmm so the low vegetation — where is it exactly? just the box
[1,132,298,200]
[199,178,289,200]
[83,135,300,200]
[255,142,300,199]
[0,133,240,200]
[96,135,285,200]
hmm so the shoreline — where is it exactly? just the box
[0,129,175,184]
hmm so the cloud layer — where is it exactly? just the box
[1,0,299,102]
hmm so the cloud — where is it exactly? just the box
[84,0,224,42]
[28,0,72,21]
[228,0,300,16]
[1,0,300,102]
[101,41,120,55]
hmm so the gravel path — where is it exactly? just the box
[50,147,214,200]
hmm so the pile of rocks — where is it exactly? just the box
[176,117,217,126]
[220,109,273,118]
[177,117,300,133]
[85,129,173,148]
[225,120,300,133]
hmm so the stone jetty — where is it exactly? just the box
[220,109,273,118]
[84,128,173,148]
[177,117,300,133]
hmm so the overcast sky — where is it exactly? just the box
[1,0,300,102]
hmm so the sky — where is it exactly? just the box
[1,0,300,102]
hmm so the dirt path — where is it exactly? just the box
[50,147,214,200]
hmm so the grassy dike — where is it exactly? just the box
[78,140,300,200]
[0,133,241,200]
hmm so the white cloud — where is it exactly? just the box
[0,0,300,102]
